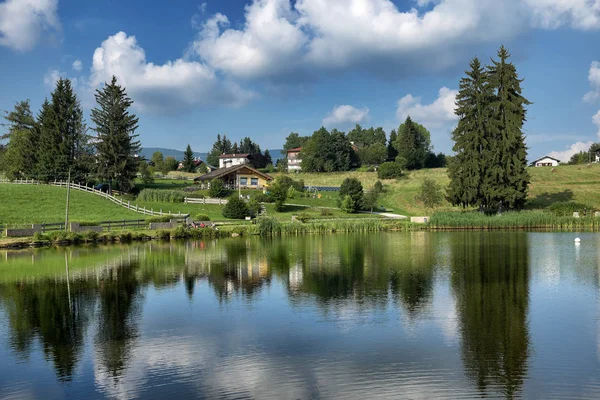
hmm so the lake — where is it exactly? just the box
[0,232,599,399]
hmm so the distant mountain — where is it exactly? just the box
[140,147,284,164]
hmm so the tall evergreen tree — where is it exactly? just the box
[484,46,531,209]
[206,134,233,166]
[36,80,88,181]
[91,76,140,193]
[447,57,491,208]
[387,129,398,161]
[394,116,428,170]
[264,149,273,166]
[182,144,195,172]
[0,100,37,178]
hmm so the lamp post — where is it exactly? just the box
[65,166,71,231]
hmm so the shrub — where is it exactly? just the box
[146,216,171,223]
[251,192,273,203]
[362,190,379,212]
[257,217,280,235]
[270,183,287,212]
[137,189,185,203]
[222,196,250,219]
[287,186,296,199]
[338,177,363,212]
[247,199,262,217]
[296,213,311,223]
[548,201,592,217]
[341,195,356,213]
[377,162,403,179]
[416,178,444,209]
[373,180,384,194]
[209,179,230,198]
[195,214,210,221]
[320,208,333,216]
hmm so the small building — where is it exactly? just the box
[219,153,251,169]
[194,164,273,189]
[287,147,302,172]
[178,158,206,171]
[531,156,560,167]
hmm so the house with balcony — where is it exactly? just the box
[193,164,273,189]
[287,147,302,172]
[219,153,251,169]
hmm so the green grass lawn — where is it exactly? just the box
[275,163,600,215]
[0,184,142,225]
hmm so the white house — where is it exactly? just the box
[532,156,560,167]
[219,153,250,169]
[286,147,302,172]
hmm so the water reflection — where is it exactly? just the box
[0,233,599,398]
[450,232,530,398]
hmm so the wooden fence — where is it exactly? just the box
[0,178,189,218]
[184,197,228,205]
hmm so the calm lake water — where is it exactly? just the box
[0,232,599,399]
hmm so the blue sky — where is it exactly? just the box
[2,0,600,162]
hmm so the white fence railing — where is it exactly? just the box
[184,197,228,205]
[0,178,188,218]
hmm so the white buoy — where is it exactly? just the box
[575,237,581,243]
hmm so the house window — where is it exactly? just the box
[251,178,258,186]
[240,177,248,186]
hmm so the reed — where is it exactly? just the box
[429,211,600,230]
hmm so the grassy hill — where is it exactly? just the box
[275,163,600,215]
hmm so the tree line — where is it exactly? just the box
[0,76,140,193]
[205,134,273,169]
[281,120,446,174]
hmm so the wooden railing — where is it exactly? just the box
[184,197,228,205]
[0,178,188,218]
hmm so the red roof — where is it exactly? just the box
[286,147,302,153]
[219,153,250,158]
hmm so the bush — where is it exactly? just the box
[338,177,363,213]
[247,199,262,217]
[320,208,333,216]
[257,217,280,235]
[209,179,230,198]
[270,183,287,212]
[146,216,171,223]
[415,178,444,209]
[222,196,250,219]
[373,180,384,193]
[251,192,273,203]
[295,213,311,223]
[548,201,592,216]
[195,214,210,221]
[341,195,356,213]
[137,189,185,203]
[377,162,403,179]
[287,186,296,199]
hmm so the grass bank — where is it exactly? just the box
[429,211,600,230]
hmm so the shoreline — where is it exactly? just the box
[1,217,599,250]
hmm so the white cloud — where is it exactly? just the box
[0,0,61,51]
[322,105,369,127]
[191,0,600,81]
[396,87,458,129]
[72,59,82,71]
[583,61,600,102]
[89,32,255,114]
[548,141,594,162]
[525,0,600,30]
[43,68,61,88]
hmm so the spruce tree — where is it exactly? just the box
[447,57,492,208]
[394,116,427,170]
[0,100,37,178]
[387,129,398,161]
[264,149,272,166]
[182,144,195,172]
[485,46,530,209]
[91,76,140,193]
[37,79,87,181]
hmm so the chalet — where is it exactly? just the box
[531,156,560,167]
[219,153,251,169]
[194,163,273,189]
[287,147,302,172]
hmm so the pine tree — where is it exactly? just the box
[182,144,195,172]
[36,79,88,181]
[231,142,240,154]
[394,116,427,170]
[447,57,492,208]
[0,100,37,178]
[387,129,398,160]
[91,76,140,193]
[207,134,233,167]
[485,46,531,209]
[264,149,273,166]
